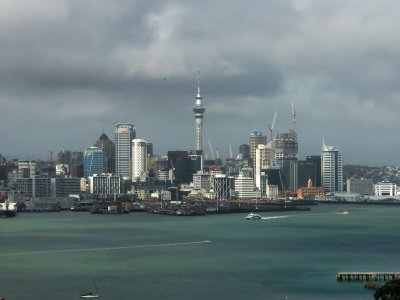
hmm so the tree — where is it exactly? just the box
[374,279,400,300]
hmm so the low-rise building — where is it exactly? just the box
[375,182,397,196]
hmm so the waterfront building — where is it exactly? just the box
[50,178,81,197]
[88,173,122,196]
[297,178,326,198]
[94,132,115,174]
[213,174,234,201]
[249,130,267,165]
[347,178,374,195]
[260,166,283,197]
[375,182,396,196]
[255,144,273,189]
[321,144,343,192]
[83,147,104,179]
[132,139,147,182]
[193,170,212,192]
[115,123,136,179]
[16,177,51,197]
[234,173,259,199]
[193,71,205,151]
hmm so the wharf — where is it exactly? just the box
[337,272,400,282]
[364,281,383,290]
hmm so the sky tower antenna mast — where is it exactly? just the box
[291,102,296,131]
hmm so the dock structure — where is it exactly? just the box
[337,272,400,282]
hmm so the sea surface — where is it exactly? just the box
[1,204,399,300]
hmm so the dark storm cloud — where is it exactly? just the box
[0,0,399,164]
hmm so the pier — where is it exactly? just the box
[337,272,400,282]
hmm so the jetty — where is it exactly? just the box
[337,272,400,282]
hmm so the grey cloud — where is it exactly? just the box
[0,0,399,165]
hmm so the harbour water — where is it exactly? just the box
[1,204,399,299]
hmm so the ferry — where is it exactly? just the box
[0,194,17,218]
[245,212,262,220]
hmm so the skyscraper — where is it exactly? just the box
[249,130,266,165]
[193,71,205,151]
[131,139,147,182]
[274,130,298,192]
[94,132,115,174]
[83,147,104,178]
[115,123,136,179]
[321,144,343,192]
[239,144,250,161]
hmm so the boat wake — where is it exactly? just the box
[0,240,212,257]
[261,215,291,220]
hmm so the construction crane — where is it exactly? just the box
[268,111,278,143]
[229,144,233,159]
[208,140,215,160]
[291,101,296,131]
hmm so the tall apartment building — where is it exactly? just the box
[321,144,343,192]
[115,123,136,179]
[131,139,147,182]
[255,144,273,188]
[83,147,104,178]
[249,130,266,165]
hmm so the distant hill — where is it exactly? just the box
[343,165,400,185]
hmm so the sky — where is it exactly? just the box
[1,0,399,166]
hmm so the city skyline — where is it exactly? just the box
[1,1,399,165]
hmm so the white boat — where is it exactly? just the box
[81,277,99,298]
[245,212,261,220]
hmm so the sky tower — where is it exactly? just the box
[193,71,205,151]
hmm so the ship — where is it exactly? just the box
[0,194,17,218]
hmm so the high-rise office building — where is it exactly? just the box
[94,132,115,174]
[115,123,136,179]
[298,156,321,188]
[239,144,250,161]
[83,147,104,178]
[193,71,205,151]
[249,130,266,165]
[131,139,147,182]
[321,144,343,192]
